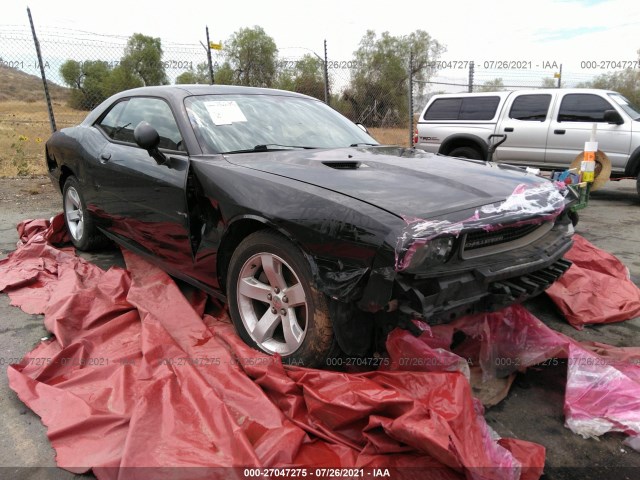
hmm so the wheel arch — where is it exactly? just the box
[624,146,640,177]
[439,134,488,158]
[216,213,379,305]
[216,215,304,292]
[59,165,76,193]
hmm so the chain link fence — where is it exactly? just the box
[0,21,630,176]
[0,23,411,175]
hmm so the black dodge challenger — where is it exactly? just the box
[45,85,575,367]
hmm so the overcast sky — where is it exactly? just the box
[3,0,640,74]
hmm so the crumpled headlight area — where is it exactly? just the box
[394,181,572,273]
[401,236,455,273]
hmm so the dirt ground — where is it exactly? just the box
[0,176,639,479]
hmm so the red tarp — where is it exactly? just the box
[2,218,640,479]
[3,216,540,480]
[545,234,640,329]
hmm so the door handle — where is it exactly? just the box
[554,129,566,135]
[504,127,514,132]
[100,152,111,162]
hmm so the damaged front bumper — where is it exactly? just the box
[331,180,577,355]
[394,219,574,324]
[333,218,575,356]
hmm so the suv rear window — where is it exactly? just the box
[424,96,500,121]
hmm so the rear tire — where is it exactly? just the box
[448,146,483,160]
[227,230,334,368]
[636,173,640,198]
[62,176,107,251]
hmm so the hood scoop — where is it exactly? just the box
[322,160,363,170]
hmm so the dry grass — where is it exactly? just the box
[368,127,411,147]
[0,101,86,177]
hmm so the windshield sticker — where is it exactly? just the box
[204,101,247,125]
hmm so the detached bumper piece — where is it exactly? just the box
[398,258,572,327]
[488,258,572,307]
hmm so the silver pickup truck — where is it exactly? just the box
[415,88,640,196]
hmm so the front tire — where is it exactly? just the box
[227,230,334,368]
[568,210,579,227]
[62,176,106,251]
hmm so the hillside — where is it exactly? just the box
[0,65,69,102]
[0,66,82,176]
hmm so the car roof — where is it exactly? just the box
[426,88,619,100]
[81,84,316,126]
[112,84,312,101]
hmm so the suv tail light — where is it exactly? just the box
[413,127,419,146]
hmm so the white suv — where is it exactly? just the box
[415,89,640,196]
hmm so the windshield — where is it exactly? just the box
[185,94,378,154]
[608,93,640,120]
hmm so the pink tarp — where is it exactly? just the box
[386,308,640,444]
[2,217,640,479]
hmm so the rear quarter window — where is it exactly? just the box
[424,96,500,120]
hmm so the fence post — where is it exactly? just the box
[468,61,474,93]
[408,50,414,148]
[205,26,215,84]
[27,7,56,133]
[323,39,329,105]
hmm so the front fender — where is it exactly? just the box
[190,157,402,300]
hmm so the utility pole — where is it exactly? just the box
[27,7,56,132]
[555,64,562,88]
[205,26,214,84]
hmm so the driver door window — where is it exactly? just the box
[97,97,185,151]
[557,94,614,122]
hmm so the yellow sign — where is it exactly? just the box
[209,42,223,50]
[553,72,561,79]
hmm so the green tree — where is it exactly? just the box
[274,54,325,99]
[176,62,211,84]
[224,26,278,87]
[104,64,143,97]
[343,30,445,126]
[541,77,557,88]
[274,66,295,92]
[59,59,112,109]
[214,62,236,85]
[120,33,168,86]
[578,68,640,106]
[292,54,325,100]
[478,78,505,92]
[60,33,168,110]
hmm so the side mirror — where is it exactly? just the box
[603,109,624,125]
[134,121,167,165]
[356,123,369,134]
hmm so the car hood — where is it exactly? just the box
[223,146,564,219]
